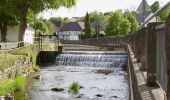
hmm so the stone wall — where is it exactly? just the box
[0,55,34,79]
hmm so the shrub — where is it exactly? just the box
[69,82,80,94]
[0,78,12,96]
[0,76,25,96]
[12,76,25,92]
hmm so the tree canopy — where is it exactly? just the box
[84,12,92,38]
[0,0,76,42]
[0,12,18,42]
[126,12,139,32]
[105,11,131,36]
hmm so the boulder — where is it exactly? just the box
[51,87,64,92]
[5,93,14,100]
[33,75,41,80]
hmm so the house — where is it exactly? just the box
[0,25,35,44]
[135,0,156,26]
[58,22,84,40]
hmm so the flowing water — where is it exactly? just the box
[15,51,129,100]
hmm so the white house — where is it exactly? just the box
[58,22,84,40]
[0,24,35,44]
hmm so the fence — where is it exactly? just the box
[156,24,167,92]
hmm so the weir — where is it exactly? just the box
[56,51,128,68]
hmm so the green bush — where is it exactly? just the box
[0,78,12,96]
[12,76,25,92]
[0,76,25,96]
[69,82,80,94]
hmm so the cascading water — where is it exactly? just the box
[56,51,128,68]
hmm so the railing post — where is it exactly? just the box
[140,27,147,70]
[165,14,170,100]
[147,22,162,86]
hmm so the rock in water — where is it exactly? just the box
[33,75,41,80]
[95,70,113,75]
[51,88,64,92]
[96,94,103,97]
[5,93,14,100]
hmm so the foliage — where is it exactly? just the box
[126,12,139,32]
[0,76,25,96]
[0,0,76,42]
[12,76,25,92]
[105,10,131,36]
[89,11,106,23]
[151,1,160,13]
[35,20,49,34]
[84,12,92,38]
[69,82,80,94]
[27,9,35,26]
[159,6,170,21]
[0,12,19,42]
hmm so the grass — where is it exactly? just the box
[69,82,80,94]
[0,76,25,96]
[0,44,39,96]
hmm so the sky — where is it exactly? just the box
[38,0,169,19]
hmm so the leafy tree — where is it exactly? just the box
[0,0,76,44]
[126,12,139,32]
[84,12,92,38]
[151,1,160,13]
[105,11,131,36]
[159,6,170,21]
[120,19,131,35]
[27,9,35,26]
[89,11,106,23]
[47,23,56,35]
[0,12,18,42]
[35,20,48,34]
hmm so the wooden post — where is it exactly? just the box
[165,14,170,100]
[147,22,162,86]
[140,27,147,70]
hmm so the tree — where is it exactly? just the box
[0,0,76,44]
[126,12,139,32]
[35,20,48,34]
[159,6,170,21]
[89,11,106,23]
[105,11,131,36]
[84,12,92,38]
[151,1,160,13]
[0,12,18,42]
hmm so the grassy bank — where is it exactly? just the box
[0,44,40,96]
[0,75,25,96]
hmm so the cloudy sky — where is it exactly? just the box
[38,0,169,19]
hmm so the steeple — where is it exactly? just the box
[137,0,152,13]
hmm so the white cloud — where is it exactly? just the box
[38,0,169,19]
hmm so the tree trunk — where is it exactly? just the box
[18,16,27,47]
[0,22,7,42]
